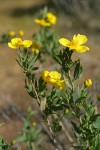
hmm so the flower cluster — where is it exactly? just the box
[7,10,100,149]
[0,30,25,44]
[35,12,56,27]
[42,71,65,90]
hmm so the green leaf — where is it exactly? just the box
[73,86,80,102]
[71,121,81,134]
[53,119,62,132]
[16,136,26,142]
[32,67,39,71]
[94,117,100,129]
[28,55,38,69]
[16,59,22,67]
[74,60,83,80]
[31,129,41,140]
[53,55,61,65]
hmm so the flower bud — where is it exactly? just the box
[65,109,69,114]
[35,49,39,55]
[9,31,15,37]
[85,79,92,87]
[19,30,24,37]
[32,122,37,127]
[11,140,16,145]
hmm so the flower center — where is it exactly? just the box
[70,41,78,48]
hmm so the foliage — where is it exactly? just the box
[13,35,100,149]
[16,107,42,150]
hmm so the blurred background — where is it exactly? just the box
[0,0,100,149]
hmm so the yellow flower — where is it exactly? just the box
[42,71,65,90]
[59,34,89,53]
[85,79,92,87]
[42,71,61,83]
[8,38,32,49]
[8,31,15,37]
[19,30,24,37]
[54,80,65,90]
[23,40,32,48]
[8,38,23,49]
[34,19,51,26]
[46,12,57,25]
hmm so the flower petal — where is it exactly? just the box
[34,19,51,26]
[46,12,57,25]
[75,34,88,45]
[23,40,32,48]
[11,38,22,45]
[49,71,61,80]
[59,38,70,47]
[8,42,17,49]
[42,71,50,83]
[76,46,89,53]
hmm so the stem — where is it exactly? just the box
[53,114,74,143]
[31,143,37,150]
[32,80,40,106]
[68,71,74,92]
[45,117,60,150]
[46,117,55,140]
[58,113,65,124]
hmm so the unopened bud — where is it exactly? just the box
[32,122,37,127]
[11,140,16,145]
[35,49,39,55]
[85,79,92,87]
[65,109,69,114]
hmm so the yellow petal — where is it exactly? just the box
[49,71,61,80]
[59,38,70,47]
[75,46,89,53]
[8,42,18,49]
[34,19,40,24]
[34,19,51,26]
[11,38,22,45]
[42,71,49,77]
[74,34,88,45]
[54,80,65,90]
[46,12,57,25]
[42,71,50,82]
[23,40,32,48]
